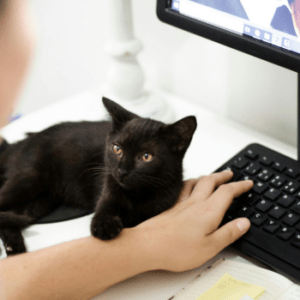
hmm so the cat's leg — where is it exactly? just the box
[0,227,26,255]
[91,196,131,241]
[0,175,43,210]
[23,193,61,219]
[0,194,61,256]
[7,192,61,223]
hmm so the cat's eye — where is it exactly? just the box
[113,144,122,156]
[141,153,153,162]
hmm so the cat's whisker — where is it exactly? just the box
[80,165,110,176]
[80,166,111,180]
[133,174,179,192]
[134,177,180,200]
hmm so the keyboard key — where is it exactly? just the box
[272,162,285,172]
[259,155,273,166]
[226,200,241,215]
[232,156,248,169]
[277,195,295,207]
[283,180,300,194]
[223,214,234,222]
[295,222,300,231]
[253,182,268,194]
[232,170,243,182]
[290,234,300,248]
[291,201,300,214]
[257,169,274,182]
[242,175,252,181]
[219,166,231,172]
[238,192,259,205]
[255,199,273,212]
[236,206,255,218]
[268,205,286,219]
[244,149,258,160]
[250,213,267,227]
[220,167,243,182]
[270,175,286,188]
[245,162,261,175]
[263,219,280,233]
[276,226,294,241]
[264,188,281,201]
[285,167,299,179]
[282,213,300,226]
[296,191,300,199]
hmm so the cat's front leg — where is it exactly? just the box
[91,194,130,241]
[91,213,123,241]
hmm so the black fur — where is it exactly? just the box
[0,97,197,255]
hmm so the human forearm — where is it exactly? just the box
[0,172,253,299]
[0,229,151,300]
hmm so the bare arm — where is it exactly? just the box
[0,170,253,300]
[0,230,151,300]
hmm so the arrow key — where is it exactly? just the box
[263,219,280,233]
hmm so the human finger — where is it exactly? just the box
[177,178,201,203]
[204,180,253,231]
[189,170,234,201]
[206,217,251,256]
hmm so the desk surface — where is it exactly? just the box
[0,88,298,299]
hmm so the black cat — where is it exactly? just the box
[0,97,197,255]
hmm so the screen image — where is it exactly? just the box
[171,0,300,55]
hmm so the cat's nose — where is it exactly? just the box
[118,168,128,177]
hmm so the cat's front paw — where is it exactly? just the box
[5,243,26,256]
[0,228,27,256]
[91,215,123,240]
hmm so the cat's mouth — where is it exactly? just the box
[113,173,129,188]
[118,181,126,188]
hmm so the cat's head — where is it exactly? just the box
[103,97,197,190]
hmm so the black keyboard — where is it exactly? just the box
[216,143,300,282]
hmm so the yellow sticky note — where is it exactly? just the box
[195,273,265,300]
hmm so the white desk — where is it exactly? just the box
[0,89,298,299]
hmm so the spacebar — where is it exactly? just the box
[241,226,300,270]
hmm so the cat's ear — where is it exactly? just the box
[102,97,139,131]
[165,116,197,152]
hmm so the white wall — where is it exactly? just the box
[16,0,298,147]
[17,0,110,114]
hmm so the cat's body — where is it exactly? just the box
[0,98,197,255]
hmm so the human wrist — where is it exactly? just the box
[126,226,161,272]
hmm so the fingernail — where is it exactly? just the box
[223,169,233,174]
[246,180,254,186]
[237,219,250,233]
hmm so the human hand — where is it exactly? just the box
[135,170,253,272]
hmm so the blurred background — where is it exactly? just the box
[16,0,297,147]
